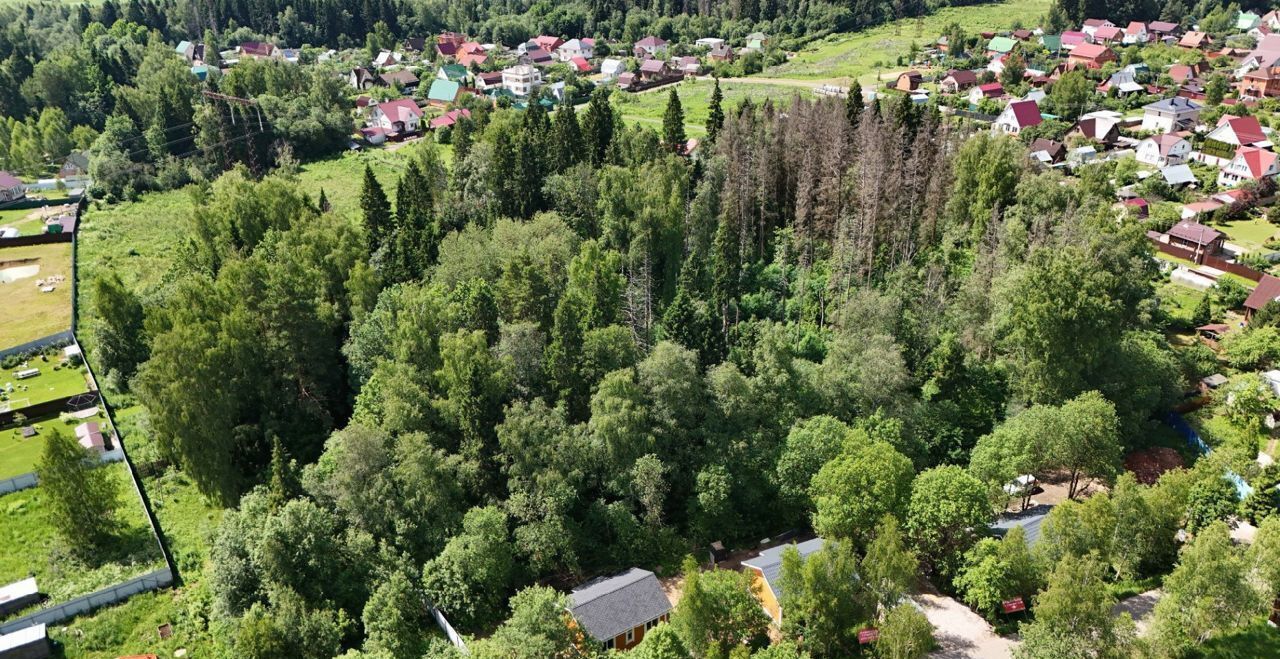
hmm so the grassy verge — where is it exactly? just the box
[612,79,814,136]
[762,0,1053,83]
[0,462,164,606]
[0,242,73,349]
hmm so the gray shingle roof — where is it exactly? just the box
[569,568,671,642]
[990,504,1052,546]
[741,538,825,600]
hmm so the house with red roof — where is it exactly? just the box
[1082,18,1114,37]
[1061,31,1089,49]
[1179,31,1211,49]
[1068,43,1117,69]
[1199,115,1270,164]
[1148,21,1181,39]
[458,43,488,67]
[1218,146,1280,186]
[968,82,1004,105]
[1165,219,1225,258]
[237,41,281,60]
[993,100,1042,135]
[634,36,668,58]
[1246,275,1280,319]
[895,70,923,91]
[569,56,593,73]
[638,58,675,82]
[0,171,24,202]
[370,98,424,136]
[429,108,472,130]
[533,35,565,52]
[1123,22,1148,44]
[1093,25,1123,42]
[940,69,978,92]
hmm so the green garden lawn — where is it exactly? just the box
[2,360,91,408]
[0,242,73,349]
[1216,216,1278,253]
[762,0,1053,83]
[0,412,111,479]
[0,462,165,605]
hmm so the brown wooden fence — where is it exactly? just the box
[1148,238,1264,282]
[0,232,73,248]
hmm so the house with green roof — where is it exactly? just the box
[1039,34,1061,53]
[426,79,461,106]
[986,36,1018,55]
[437,63,469,83]
[1237,11,1261,31]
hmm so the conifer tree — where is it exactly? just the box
[39,428,121,554]
[706,78,725,143]
[359,164,392,254]
[550,103,583,170]
[663,88,686,153]
[846,80,863,133]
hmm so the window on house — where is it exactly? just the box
[645,619,659,631]
[626,628,635,644]
[603,639,614,650]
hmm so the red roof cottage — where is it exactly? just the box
[0,171,24,202]
[993,100,1041,135]
[1246,275,1280,319]
[1068,43,1117,69]
[1165,219,1224,260]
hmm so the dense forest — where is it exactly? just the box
[72,74,1280,657]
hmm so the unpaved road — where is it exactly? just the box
[1113,589,1161,636]
[912,593,1017,658]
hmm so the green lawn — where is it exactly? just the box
[1216,216,1278,253]
[0,462,165,606]
[0,411,109,479]
[1195,621,1280,658]
[0,242,74,350]
[1157,281,1207,326]
[762,0,1053,83]
[612,79,814,136]
[2,360,91,409]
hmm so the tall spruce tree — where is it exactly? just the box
[387,160,435,282]
[846,80,863,133]
[663,88,686,153]
[39,428,121,554]
[706,78,725,143]
[359,164,392,255]
[550,103,583,170]
[582,87,615,166]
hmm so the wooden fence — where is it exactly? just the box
[0,233,73,248]
[1148,238,1265,282]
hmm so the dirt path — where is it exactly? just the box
[1113,589,1161,636]
[912,593,1017,658]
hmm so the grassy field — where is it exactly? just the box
[1217,216,1278,253]
[2,359,91,407]
[0,410,111,480]
[1197,621,1280,658]
[0,462,164,605]
[1157,281,1208,326]
[612,79,815,136]
[0,242,73,349]
[762,0,1053,83]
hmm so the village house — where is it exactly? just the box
[437,64,468,84]
[437,32,465,59]
[993,100,1042,135]
[521,47,555,66]
[558,38,594,61]
[403,37,427,55]
[1029,138,1067,165]
[1123,21,1148,44]
[1199,115,1270,164]
[58,152,89,180]
[1239,10,1263,31]
[676,56,702,78]
[1141,96,1201,132]
[1167,62,1204,85]
[1179,31,1211,49]
[708,42,735,62]
[568,56,593,73]
[429,108,471,130]
[895,70,923,91]
[369,98,424,136]
[567,568,671,652]
[634,35,669,58]
[743,539,826,625]
[1067,43,1117,69]
[1061,31,1089,49]
[1069,114,1122,146]
[1093,25,1123,43]
[75,421,108,453]
[1218,146,1280,187]
[426,79,460,106]
[638,58,674,82]
[695,37,726,49]
[986,36,1018,57]
[1136,133,1192,167]
[237,41,282,61]
[458,43,489,68]
[373,49,403,68]
[745,32,770,50]
[617,72,636,89]
[1097,69,1143,95]
[381,69,420,92]
[475,71,504,91]
[1239,66,1280,97]
[968,82,1004,105]
[940,69,978,93]
[533,35,565,53]
[1148,21,1181,40]
[1165,219,1225,258]
[1163,163,1198,189]
[601,58,626,79]
[1246,275,1280,320]
[348,67,376,90]
[1081,18,1114,38]
[0,171,25,202]
[502,64,542,97]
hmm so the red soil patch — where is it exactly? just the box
[1124,447,1186,485]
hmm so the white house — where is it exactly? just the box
[1123,21,1148,44]
[993,100,1042,135]
[695,37,726,49]
[370,98,423,135]
[557,38,594,61]
[1141,96,1201,133]
[601,58,626,79]
[502,64,542,97]
[1218,146,1280,187]
[374,49,403,68]
[1136,133,1192,167]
